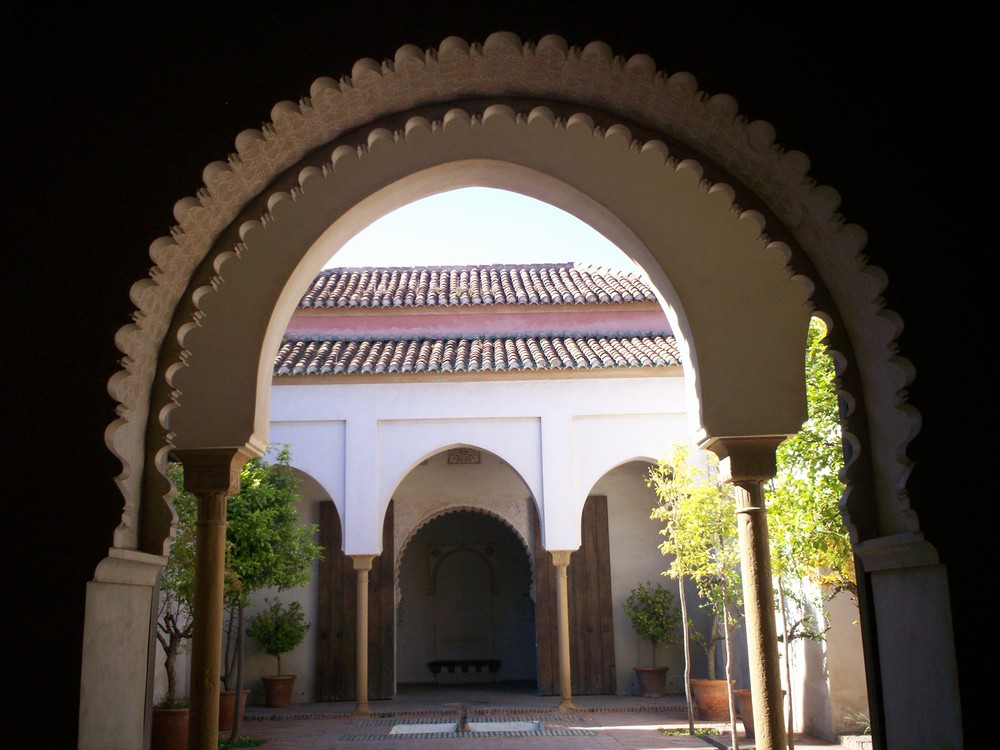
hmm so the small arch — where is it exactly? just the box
[396,504,535,606]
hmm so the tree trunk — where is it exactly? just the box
[722,585,739,750]
[778,576,795,750]
[222,607,236,692]
[229,604,245,742]
[164,642,177,706]
[679,577,695,734]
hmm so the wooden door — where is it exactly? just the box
[316,500,394,701]
[534,495,616,695]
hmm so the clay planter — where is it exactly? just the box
[734,688,755,736]
[734,687,785,738]
[261,674,296,707]
[150,707,189,750]
[218,688,251,731]
[690,678,735,720]
[633,666,669,698]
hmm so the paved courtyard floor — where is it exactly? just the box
[235,682,863,749]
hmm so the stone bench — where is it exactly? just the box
[428,659,501,683]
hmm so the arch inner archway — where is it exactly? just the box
[79,31,961,750]
[397,509,536,688]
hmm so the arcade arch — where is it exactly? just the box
[79,32,959,750]
[396,508,536,687]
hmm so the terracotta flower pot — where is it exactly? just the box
[690,678,735,720]
[734,687,785,738]
[633,666,669,698]
[150,706,189,750]
[262,674,297,707]
[218,688,251,731]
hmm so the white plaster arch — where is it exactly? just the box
[82,32,958,750]
[165,114,810,448]
[104,31,919,561]
[378,434,543,546]
[581,454,658,495]
[573,413,688,512]
[386,439,540,567]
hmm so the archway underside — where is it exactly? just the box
[75,32,969,750]
[108,29,918,595]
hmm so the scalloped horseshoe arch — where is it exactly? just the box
[395,505,534,607]
[106,34,919,560]
[84,31,958,750]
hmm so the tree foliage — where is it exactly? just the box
[246,597,311,675]
[165,444,323,705]
[648,443,742,746]
[624,580,682,667]
[767,318,856,600]
[648,443,742,678]
[218,445,323,694]
[222,445,322,610]
[155,461,198,706]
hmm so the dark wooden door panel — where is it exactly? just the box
[316,500,394,701]
[534,496,615,695]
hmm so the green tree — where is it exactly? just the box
[624,580,682,667]
[766,317,856,747]
[648,442,742,747]
[246,597,311,675]
[155,462,198,707]
[767,317,855,599]
[168,444,322,738]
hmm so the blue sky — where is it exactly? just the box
[325,187,640,273]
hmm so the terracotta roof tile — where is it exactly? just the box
[275,334,680,376]
[297,262,657,309]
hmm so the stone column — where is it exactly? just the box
[172,448,252,750]
[549,550,577,711]
[78,549,165,750]
[352,554,376,716]
[712,437,786,750]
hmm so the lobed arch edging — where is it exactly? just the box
[103,30,918,564]
[394,505,536,606]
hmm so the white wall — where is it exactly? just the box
[825,591,869,735]
[154,370,868,725]
[269,373,689,555]
[595,461,717,696]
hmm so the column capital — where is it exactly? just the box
[172,447,255,496]
[548,550,573,567]
[351,554,377,572]
[703,436,785,483]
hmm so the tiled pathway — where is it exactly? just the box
[235,683,849,749]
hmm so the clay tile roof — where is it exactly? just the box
[275,334,680,377]
[296,262,657,309]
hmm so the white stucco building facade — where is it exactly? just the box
[154,261,866,738]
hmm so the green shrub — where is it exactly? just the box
[624,581,682,666]
[247,598,310,675]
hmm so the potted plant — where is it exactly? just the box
[649,442,742,747]
[624,581,681,697]
[247,597,311,707]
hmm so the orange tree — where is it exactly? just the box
[167,444,322,737]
